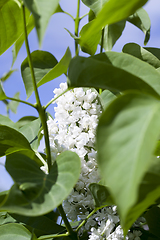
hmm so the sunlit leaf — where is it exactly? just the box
[0,0,30,55]
[123,43,160,68]
[127,8,151,45]
[37,48,72,87]
[21,50,58,98]
[68,52,160,97]
[97,92,160,224]
[22,0,60,45]
[0,151,81,216]
[0,223,36,240]
[80,0,148,54]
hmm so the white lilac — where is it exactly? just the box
[45,82,142,239]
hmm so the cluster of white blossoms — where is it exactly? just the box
[45,82,143,239]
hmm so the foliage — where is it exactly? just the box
[0,0,160,239]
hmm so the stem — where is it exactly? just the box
[22,4,52,172]
[44,88,69,110]
[75,0,80,56]
[63,11,75,20]
[58,205,74,234]
[6,97,36,108]
[76,208,98,233]
[100,28,105,53]
[80,13,88,20]
[38,233,69,239]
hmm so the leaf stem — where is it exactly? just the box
[76,208,98,233]
[58,205,79,239]
[6,97,36,108]
[75,0,80,56]
[100,28,105,53]
[38,232,69,239]
[63,11,75,20]
[22,3,52,172]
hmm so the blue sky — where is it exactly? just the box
[0,0,160,191]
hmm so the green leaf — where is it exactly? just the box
[68,52,160,97]
[89,183,114,207]
[0,115,18,130]
[7,92,20,114]
[79,21,101,55]
[123,157,160,235]
[0,212,16,225]
[0,68,17,82]
[22,0,60,45]
[0,223,36,240]
[0,125,41,165]
[102,20,126,51]
[0,151,81,216]
[145,206,160,238]
[17,116,38,128]
[0,0,30,55]
[123,43,160,69]
[0,81,7,100]
[12,14,35,66]
[80,0,148,54]
[0,125,32,157]
[143,47,160,61]
[10,213,65,237]
[82,0,108,15]
[127,8,151,45]
[19,118,41,150]
[97,92,160,224]
[37,48,72,88]
[100,90,117,110]
[21,50,58,98]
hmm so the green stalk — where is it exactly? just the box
[75,0,80,56]
[44,88,69,110]
[76,208,98,233]
[6,97,36,108]
[58,205,79,240]
[22,4,52,172]
[38,233,69,239]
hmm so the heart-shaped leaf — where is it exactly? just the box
[0,151,81,216]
